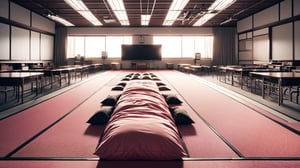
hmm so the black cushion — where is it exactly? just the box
[159,86,170,91]
[101,94,121,106]
[112,85,124,91]
[142,75,152,79]
[132,75,141,80]
[117,82,127,87]
[163,94,182,105]
[121,77,131,81]
[152,77,160,81]
[86,106,114,125]
[156,82,166,86]
[169,107,194,125]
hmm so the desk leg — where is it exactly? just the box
[35,77,39,96]
[240,73,243,89]
[262,78,265,99]
[278,79,283,106]
[21,80,24,103]
[231,72,234,86]
[68,72,71,85]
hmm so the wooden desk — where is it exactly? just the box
[0,72,44,103]
[228,67,281,88]
[249,72,300,105]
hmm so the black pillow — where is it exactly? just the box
[86,106,114,125]
[142,75,152,79]
[112,85,124,91]
[169,107,194,125]
[159,86,170,91]
[121,77,131,81]
[117,82,127,87]
[132,75,141,80]
[163,94,182,105]
[156,82,166,86]
[152,77,160,81]
[101,94,121,106]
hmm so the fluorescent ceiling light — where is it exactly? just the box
[64,0,102,26]
[193,13,216,26]
[163,0,189,26]
[193,0,236,26]
[48,15,74,26]
[141,15,151,26]
[209,0,237,11]
[107,0,130,26]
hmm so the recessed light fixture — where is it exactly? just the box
[141,14,151,26]
[193,0,236,26]
[64,0,102,26]
[47,14,74,26]
[107,0,130,26]
[163,0,189,26]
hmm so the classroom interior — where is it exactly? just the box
[0,0,299,167]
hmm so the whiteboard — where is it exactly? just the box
[11,26,30,60]
[272,23,293,60]
[0,23,10,60]
[31,31,40,60]
[41,34,54,60]
[253,35,269,61]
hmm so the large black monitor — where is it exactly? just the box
[121,44,162,60]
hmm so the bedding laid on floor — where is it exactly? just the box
[94,80,187,160]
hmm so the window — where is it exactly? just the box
[153,36,213,58]
[67,36,132,58]
[85,36,105,58]
[153,36,181,58]
[106,36,132,57]
[67,36,84,58]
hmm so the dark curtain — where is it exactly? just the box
[54,27,68,66]
[212,27,236,65]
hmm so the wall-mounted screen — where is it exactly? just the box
[122,44,162,60]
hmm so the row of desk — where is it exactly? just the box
[177,64,211,74]
[216,66,300,106]
[0,64,102,103]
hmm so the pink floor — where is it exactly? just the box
[0,70,299,168]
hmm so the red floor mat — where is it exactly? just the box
[160,71,300,158]
[0,72,120,157]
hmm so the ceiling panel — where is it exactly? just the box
[10,0,282,27]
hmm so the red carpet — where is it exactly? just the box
[0,160,299,168]
[0,71,120,157]
[11,83,114,158]
[159,71,300,158]
[0,70,299,168]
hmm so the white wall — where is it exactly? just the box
[237,0,298,63]
[0,1,55,63]
[68,27,214,36]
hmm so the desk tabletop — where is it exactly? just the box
[250,72,300,78]
[0,72,44,78]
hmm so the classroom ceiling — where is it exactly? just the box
[11,0,282,27]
